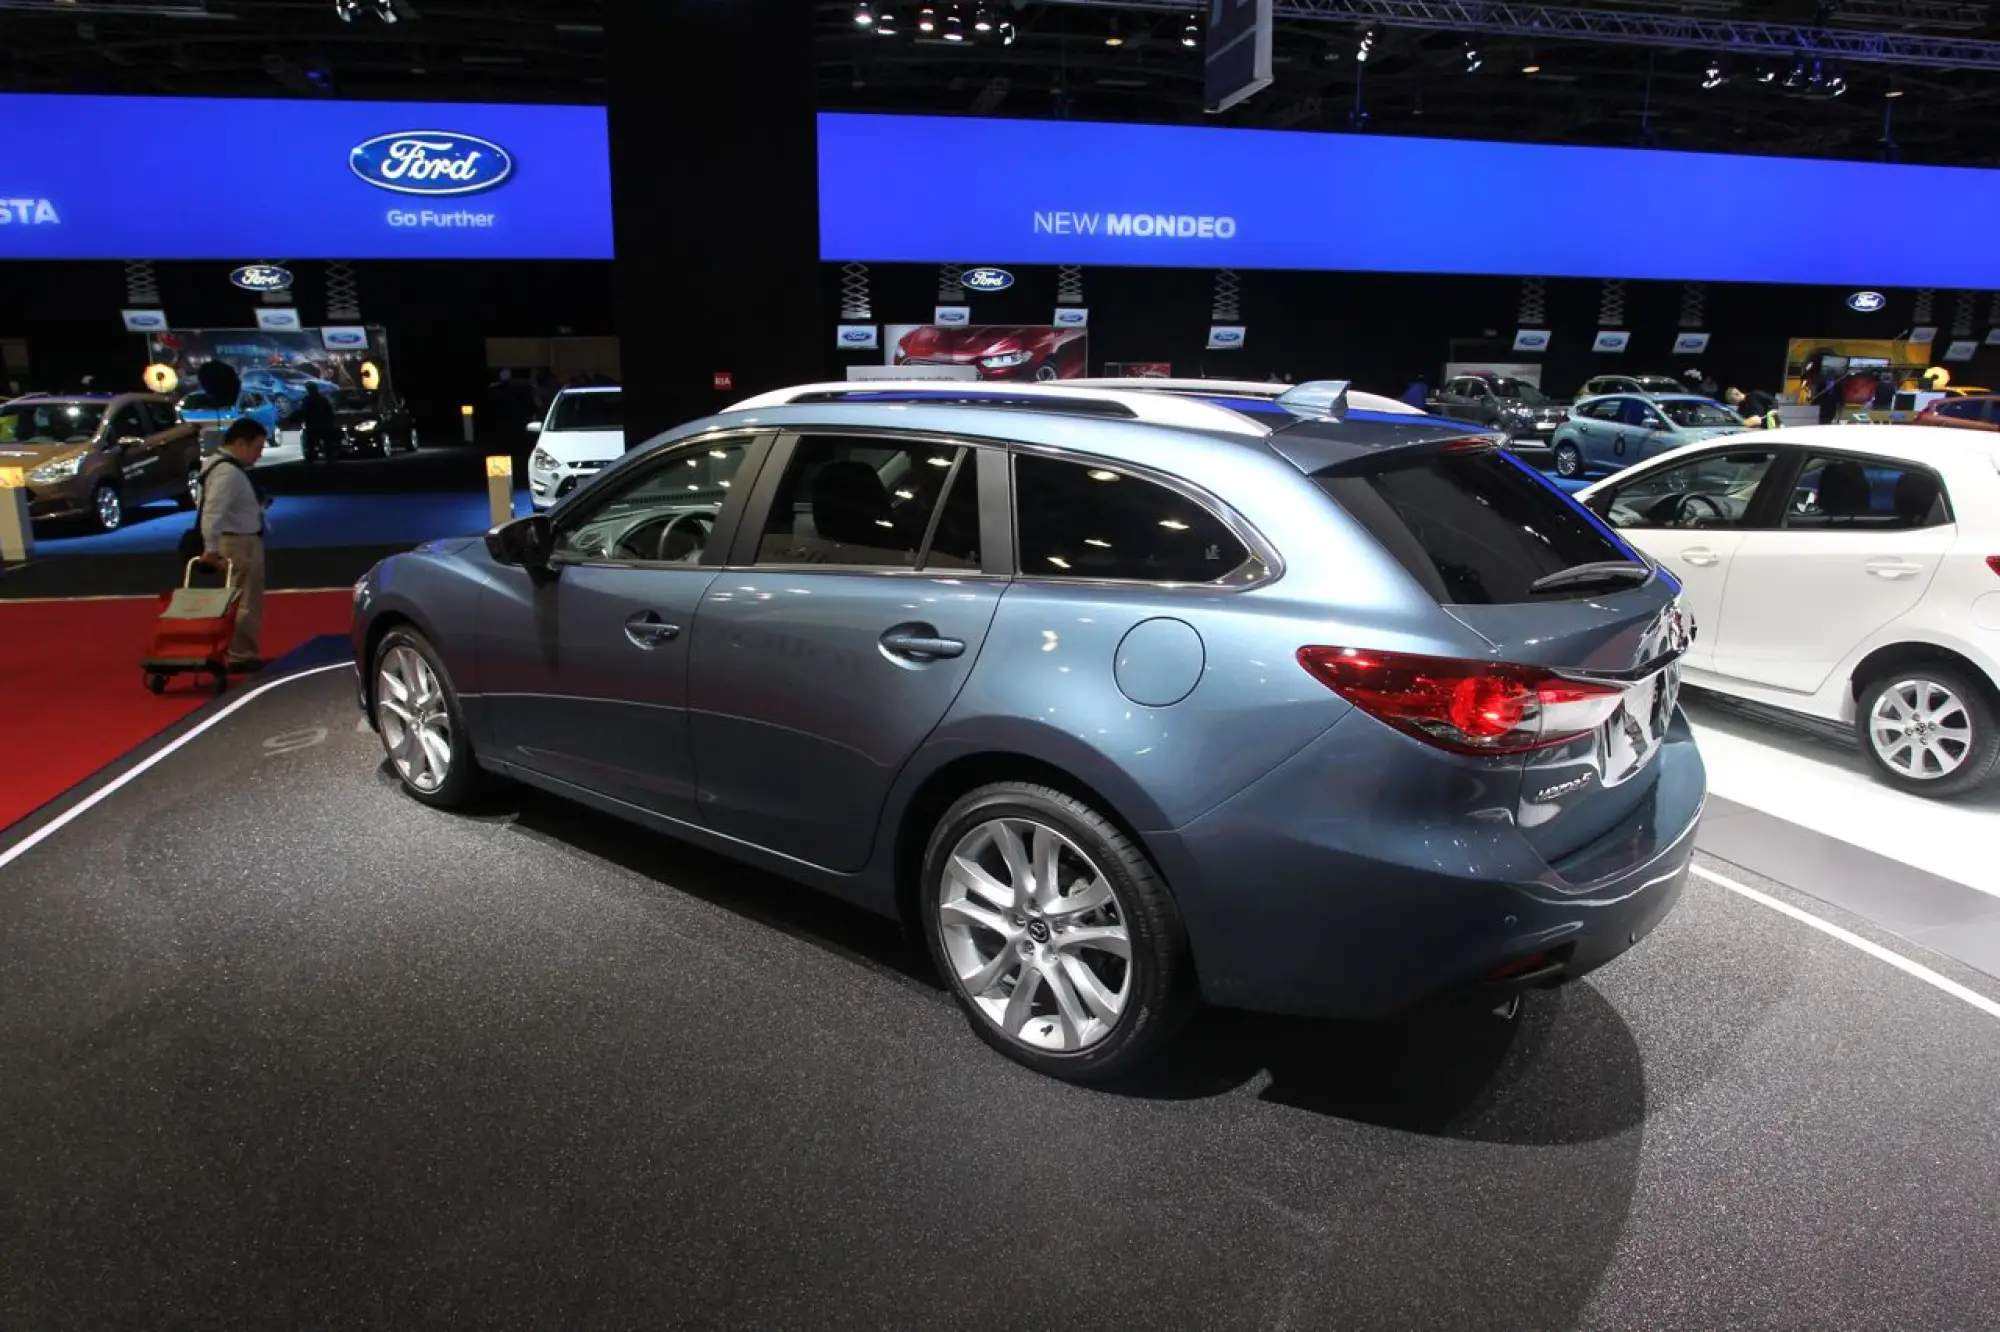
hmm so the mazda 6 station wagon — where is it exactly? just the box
[352,380,1706,1081]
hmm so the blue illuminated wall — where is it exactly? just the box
[0,94,612,260]
[818,112,2000,287]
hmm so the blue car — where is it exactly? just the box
[1550,393,1748,479]
[177,387,282,446]
[239,366,339,412]
[351,381,1704,1081]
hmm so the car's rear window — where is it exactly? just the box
[1317,449,1635,604]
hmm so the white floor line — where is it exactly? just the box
[1693,864,2000,1021]
[0,661,351,871]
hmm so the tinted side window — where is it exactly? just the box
[108,405,145,442]
[1579,400,1618,421]
[554,440,750,563]
[1014,455,1249,583]
[1597,450,1779,531]
[755,435,965,569]
[1937,399,1983,421]
[1785,454,1950,531]
[1317,449,1633,604]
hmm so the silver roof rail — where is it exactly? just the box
[724,380,1272,436]
[1066,376,1427,418]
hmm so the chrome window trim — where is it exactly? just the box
[1004,440,1284,592]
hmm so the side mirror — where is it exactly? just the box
[524,421,542,434]
[486,513,554,568]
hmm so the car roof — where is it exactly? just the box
[555,385,619,396]
[1579,424,2000,495]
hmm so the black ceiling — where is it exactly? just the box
[2,0,1994,166]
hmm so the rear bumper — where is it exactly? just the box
[1150,710,1706,1020]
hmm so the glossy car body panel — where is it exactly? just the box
[355,387,1705,1019]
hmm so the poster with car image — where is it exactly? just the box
[885,324,1088,383]
[145,326,391,423]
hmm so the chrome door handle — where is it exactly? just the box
[1679,547,1721,568]
[880,626,966,661]
[1865,558,1924,580]
[623,611,681,649]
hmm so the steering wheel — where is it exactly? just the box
[1675,493,1728,528]
[652,510,716,563]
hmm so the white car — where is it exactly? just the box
[527,385,624,510]
[1578,424,2000,797]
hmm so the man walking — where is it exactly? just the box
[300,382,336,464]
[201,418,271,672]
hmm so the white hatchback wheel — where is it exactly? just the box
[1867,677,1974,781]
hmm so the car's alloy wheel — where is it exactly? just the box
[921,782,1196,1080]
[1858,669,2000,798]
[377,644,454,793]
[1554,443,1583,479]
[1033,363,1061,383]
[92,483,122,532]
[937,817,1132,1053]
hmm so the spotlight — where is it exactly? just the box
[944,8,963,41]
[999,19,1016,45]
[1756,66,1777,84]
[917,5,935,32]
[1356,27,1374,62]
[332,0,357,18]
[1106,18,1123,46]
[1784,60,1805,87]
[876,6,898,34]
[1828,75,1847,96]
[1885,85,1904,98]
[1182,14,1199,47]
[1522,59,1542,74]
[1462,41,1481,72]
[1702,61,1724,89]
[854,1,873,26]
[373,0,396,23]
[974,6,993,32]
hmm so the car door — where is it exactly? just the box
[1570,398,1615,467]
[1584,444,1789,671]
[473,430,771,821]
[686,430,1007,871]
[139,400,194,502]
[1713,450,1956,694]
[96,401,166,500]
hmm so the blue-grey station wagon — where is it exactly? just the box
[352,380,1706,1081]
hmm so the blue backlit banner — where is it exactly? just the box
[0,94,612,260]
[818,112,2000,287]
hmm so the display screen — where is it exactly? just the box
[817,111,2000,285]
[0,93,612,259]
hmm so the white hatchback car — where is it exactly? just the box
[1578,424,2000,797]
[527,385,624,511]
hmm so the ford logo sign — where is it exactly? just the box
[840,329,873,344]
[1847,290,1887,312]
[1519,333,1549,348]
[350,131,514,197]
[230,264,293,292]
[325,330,366,348]
[1212,330,1242,345]
[962,267,1014,293]
[126,311,164,329]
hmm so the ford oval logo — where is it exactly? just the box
[1520,333,1548,348]
[350,131,514,196]
[840,329,873,343]
[1212,330,1243,345]
[325,330,366,348]
[230,264,293,292]
[127,311,164,329]
[1846,290,1886,312]
[962,267,1014,292]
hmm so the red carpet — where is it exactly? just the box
[0,590,352,831]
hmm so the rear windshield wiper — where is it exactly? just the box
[1528,561,1653,594]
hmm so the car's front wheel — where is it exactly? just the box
[1553,442,1584,479]
[373,627,484,808]
[1857,667,2000,798]
[920,782,1196,1081]
[91,482,123,532]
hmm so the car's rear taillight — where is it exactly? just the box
[1297,646,1626,756]
[1988,556,2000,578]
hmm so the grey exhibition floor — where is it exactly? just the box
[3,664,1998,1331]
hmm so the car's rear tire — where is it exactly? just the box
[1856,667,2000,798]
[919,782,1197,1082]
[372,627,485,809]
[1553,442,1584,479]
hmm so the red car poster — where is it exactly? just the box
[886,324,1088,382]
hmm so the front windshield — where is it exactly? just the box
[0,401,106,444]
[1637,377,1684,393]
[179,392,230,412]
[1660,399,1743,428]
[1490,379,1549,404]
[548,391,622,432]
[332,391,377,411]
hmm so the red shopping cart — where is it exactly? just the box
[140,556,241,694]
